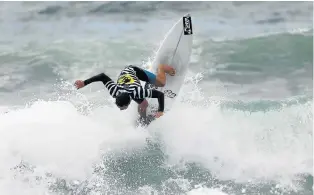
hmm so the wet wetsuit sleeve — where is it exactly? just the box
[145,89,164,112]
[83,73,119,98]
[135,87,164,112]
[151,89,164,112]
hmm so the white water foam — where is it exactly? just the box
[0,100,149,194]
[148,98,312,190]
[0,82,312,194]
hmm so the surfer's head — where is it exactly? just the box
[115,92,131,110]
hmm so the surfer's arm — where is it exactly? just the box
[83,73,119,98]
[137,87,164,112]
[149,89,165,112]
[83,73,113,86]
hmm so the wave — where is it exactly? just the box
[221,95,312,112]
[201,30,313,87]
[0,88,312,194]
[0,2,311,23]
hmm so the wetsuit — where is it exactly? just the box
[83,65,164,112]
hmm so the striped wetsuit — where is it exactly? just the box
[83,65,164,112]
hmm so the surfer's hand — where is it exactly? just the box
[155,112,163,118]
[74,80,85,89]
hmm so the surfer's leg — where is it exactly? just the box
[143,69,157,84]
[130,65,174,87]
[155,64,176,87]
[131,65,156,84]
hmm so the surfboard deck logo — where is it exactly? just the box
[144,83,176,99]
[183,15,193,35]
[145,82,158,90]
[164,89,176,98]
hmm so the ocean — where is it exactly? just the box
[0,2,312,195]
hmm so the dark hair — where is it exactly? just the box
[115,92,131,107]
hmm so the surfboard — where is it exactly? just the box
[137,14,193,126]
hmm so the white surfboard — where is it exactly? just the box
[144,14,193,116]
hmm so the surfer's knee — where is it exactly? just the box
[158,64,168,71]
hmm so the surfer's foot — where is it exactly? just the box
[163,65,176,76]
[161,64,176,76]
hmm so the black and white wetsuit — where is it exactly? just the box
[83,65,164,112]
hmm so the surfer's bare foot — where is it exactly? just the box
[161,64,176,76]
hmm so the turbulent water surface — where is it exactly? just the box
[0,2,313,195]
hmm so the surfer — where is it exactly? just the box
[74,64,175,118]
